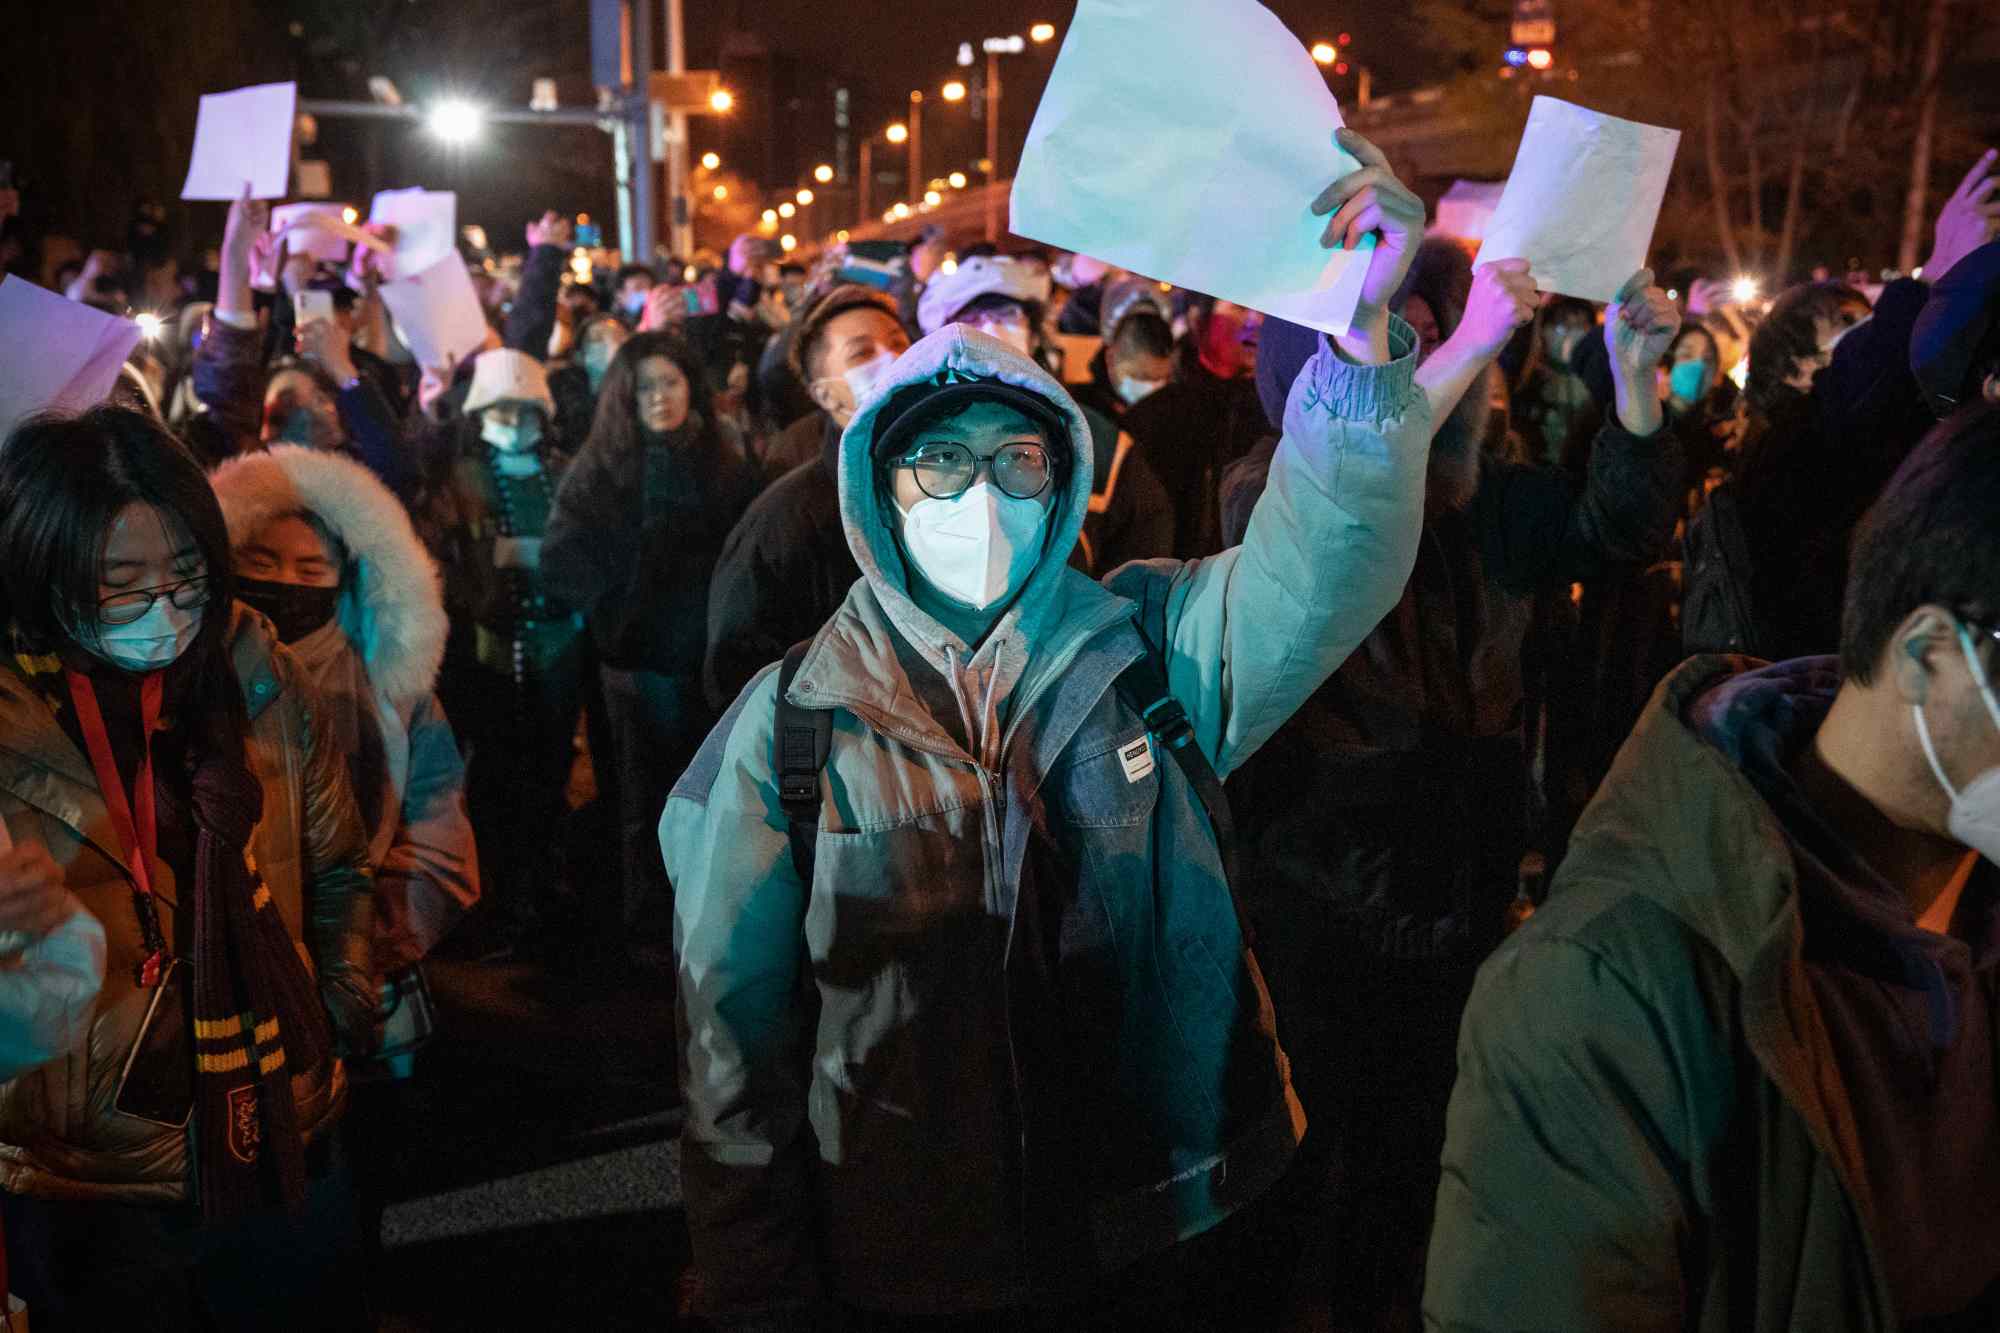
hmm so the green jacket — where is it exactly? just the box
[1425,655,1906,1331]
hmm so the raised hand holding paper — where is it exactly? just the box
[1475,97,1680,303]
[1011,0,1372,337]
[369,188,457,282]
[0,277,143,440]
[378,252,490,370]
[180,81,297,201]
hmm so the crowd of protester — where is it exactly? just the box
[0,117,1997,1333]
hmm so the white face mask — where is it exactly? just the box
[1116,375,1167,407]
[1913,623,2000,864]
[896,480,1049,612]
[94,598,201,673]
[817,348,901,424]
[481,413,542,455]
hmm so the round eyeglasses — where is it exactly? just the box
[97,575,213,626]
[891,441,1053,502]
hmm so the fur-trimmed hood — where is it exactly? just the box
[209,446,448,705]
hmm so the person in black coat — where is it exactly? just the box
[1220,260,1685,1332]
[543,332,760,945]
[702,286,910,712]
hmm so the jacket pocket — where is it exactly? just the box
[1050,732,1160,829]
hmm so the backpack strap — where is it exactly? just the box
[1111,578,1248,943]
[775,641,832,884]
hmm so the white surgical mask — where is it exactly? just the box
[896,481,1048,612]
[621,290,648,319]
[1913,623,2000,865]
[481,414,542,455]
[94,599,201,672]
[818,348,900,423]
[582,344,616,388]
[1116,375,1167,407]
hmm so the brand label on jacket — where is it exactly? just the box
[1119,733,1156,784]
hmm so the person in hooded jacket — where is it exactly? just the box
[409,346,582,957]
[547,312,630,450]
[1071,276,1179,425]
[917,255,1176,579]
[1426,402,2000,1333]
[666,129,1435,1329]
[209,445,479,1035]
[1218,248,1685,1330]
[0,406,378,1331]
[543,332,760,949]
[702,286,914,713]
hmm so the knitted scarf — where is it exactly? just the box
[187,751,333,1220]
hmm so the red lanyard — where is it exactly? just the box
[65,669,164,901]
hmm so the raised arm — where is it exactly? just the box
[1131,130,1435,778]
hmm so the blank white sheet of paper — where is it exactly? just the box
[1011,0,1372,337]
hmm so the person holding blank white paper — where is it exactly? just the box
[667,128,1433,1331]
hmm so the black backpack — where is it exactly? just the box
[773,597,1240,918]
[1680,480,1772,658]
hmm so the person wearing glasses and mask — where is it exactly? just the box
[544,332,760,963]
[0,406,378,1331]
[666,130,1438,1329]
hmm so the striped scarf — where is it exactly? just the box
[188,752,331,1220]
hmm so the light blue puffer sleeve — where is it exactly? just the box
[0,898,106,1082]
[1156,317,1430,778]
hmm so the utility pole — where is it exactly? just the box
[909,91,925,203]
[859,139,874,221]
[630,0,657,263]
[665,0,692,260]
[984,49,1002,240]
[1899,0,1951,273]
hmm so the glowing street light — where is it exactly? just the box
[1311,42,1338,65]
[1524,47,1554,70]
[1731,275,1761,303]
[886,122,909,144]
[924,190,943,206]
[948,171,967,189]
[709,88,735,113]
[836,229,850,242]
[892,202,912,219]
[1030,22,1057,42]
[796,188,815,205]
[942,80,968,103]
[427,99,485,143]
[780,233,798,253]
[778,201,796,218]
[814,163,835,184]
[761,208,778,224]
[701,151,721,170]
[712,184,728,201]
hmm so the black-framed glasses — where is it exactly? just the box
[892,441,1052,502]
[98,576,213,626]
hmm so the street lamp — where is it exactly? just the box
[814,163,835,184]
[780,233,797,252]
[796,188,815,205]
[942,80,968,102]
[712,184,728,201]
[708,88,735,113]
[701,151,721,170]
[948,171,967,189]
[778,201,796,218]
[1030,22,1057,43]
[427,99,485,143]
[924,190,943,207]
[762,208,778,224]
[886,122,908,144]
[1311,42,1338,65]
